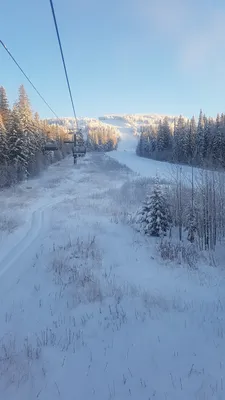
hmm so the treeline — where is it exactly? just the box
[0,85,70,188]
[85,121,119,152]
[47,117,98,130]
[134,166,225,270]
[47,118,120,152]
[136,111,225,168]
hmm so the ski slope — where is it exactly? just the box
[0,153,224,399]
[102,117,138,152]
[104,118,201,184]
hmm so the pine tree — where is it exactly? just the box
[202,115,211,165]
[161,117,172,150]
[187,116,197,162]
[180,121,190,163]
[8,104,29,178]
[172,116,186,163]
[172,119,180,162]
[135,178,170,237]
[17,85,33,130]
[157,121,165,152]
[219,113,225,167]
[0,114,6,133]
[34,112,40,123]
[140,130,150,157]
[178,116,187,162]
[196,109,205,165]
[209,115,219,165]
[0,114,9,165]
[0,86,10,129]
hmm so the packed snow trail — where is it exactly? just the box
[0,153,224,400]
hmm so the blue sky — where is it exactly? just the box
[1,0,225,119]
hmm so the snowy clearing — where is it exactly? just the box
[0,150,225,400]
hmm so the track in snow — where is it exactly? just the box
[0,191,76,299]
[0,207,45,279]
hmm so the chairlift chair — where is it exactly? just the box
[67,128,86,163]
[63,140,74,144]
[43,142,59,151]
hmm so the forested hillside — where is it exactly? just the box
[85,121,119,151]
[48,117,120,152]
[137,111,225,168]
[47,116,98,131]
[99,114,176,127]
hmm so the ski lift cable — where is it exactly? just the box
[0,39,59,119]
[0,39,72,148]
[49,0,79,130]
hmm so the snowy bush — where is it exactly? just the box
[158,239,198,269]
[0,215,19,233]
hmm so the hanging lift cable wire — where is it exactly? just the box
[0,39,59,119]
[0,39,72,150]
[48,0,78,130]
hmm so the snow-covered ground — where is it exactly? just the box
[0,141,225,398]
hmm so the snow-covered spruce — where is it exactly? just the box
[135,178,170,237]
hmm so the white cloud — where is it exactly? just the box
[137,0,192,37]
[179,11,225,72]
[137,0,225,75]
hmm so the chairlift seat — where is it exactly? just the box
[44,143,59,151]
[73,145,86,155]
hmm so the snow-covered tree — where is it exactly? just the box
[0,114,9,164]
[18,85,32,114]
[135,178,170,237]
[161,117,172,151]
[176,116,188,163]
[7,104,29,178]
[195,110,205,165]
[0,86,10,129]
[138,129,151,156]
[157,119,172,154]
[187,116,197,162]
